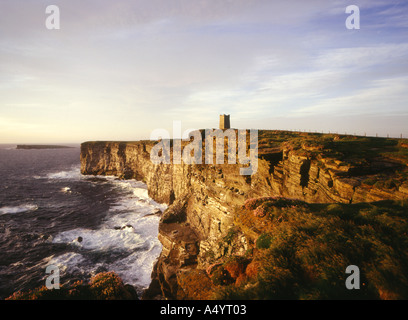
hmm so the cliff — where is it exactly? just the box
[80,131,408,299]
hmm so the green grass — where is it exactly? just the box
[257,131,408,164]
[215,198,408,300]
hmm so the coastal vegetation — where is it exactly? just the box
[178,198,408,300]
[6,272,138,300]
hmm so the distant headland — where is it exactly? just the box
[16,145,74,150]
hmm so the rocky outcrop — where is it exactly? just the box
[269,149,408,204]
[80,136,408,299]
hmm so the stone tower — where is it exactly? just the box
[219,114,230,130]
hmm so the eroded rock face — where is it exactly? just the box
[268,149,407,204]
[81,141,267,298]
[81,140,407,299]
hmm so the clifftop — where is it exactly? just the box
[82,130,408,204]
[80,130,408,300]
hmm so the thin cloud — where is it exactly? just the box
[0,0,407,142]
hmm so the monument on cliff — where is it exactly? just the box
[219,114,230,130]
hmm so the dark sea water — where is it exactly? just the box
[0,145,165,299]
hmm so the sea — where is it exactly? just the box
[0,144,166,299]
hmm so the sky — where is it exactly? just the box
[0,0,407,143]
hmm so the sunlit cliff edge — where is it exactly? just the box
[80,130,408,300]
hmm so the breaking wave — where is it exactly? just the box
[0,204,38,216]
[50,175,166,291]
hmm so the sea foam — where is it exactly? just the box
[0,204,38,215]
[46,167,82,180]
[51,176,167,291]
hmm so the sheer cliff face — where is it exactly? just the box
[80,141,407,207]
[80,140,408,299]
[81,140,271,240]
[81,140,269,298]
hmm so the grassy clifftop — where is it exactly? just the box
[259,130,408,185]
[177,197,408,300]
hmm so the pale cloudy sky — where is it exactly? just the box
[0,0,407,143]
